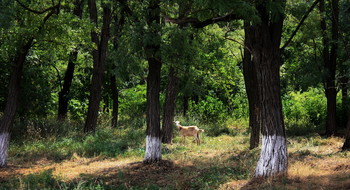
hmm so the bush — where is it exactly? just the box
[188,95,227,123]
[119,84,147,119]
[283,88,326,135]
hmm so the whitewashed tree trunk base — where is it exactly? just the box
[143,135,162,163]
[254,135,288,177]
[0,133,10,167]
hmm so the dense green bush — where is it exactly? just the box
[188,95,227,123]
[119,84,147,119]
[283,88,326,135]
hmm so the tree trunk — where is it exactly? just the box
[0,39,33,167]
[320,0,338,136]
[245,2,288,177]
[110,76,119,128]
[161,67,179,144]
[342,108,350,150]
[341,76,348,128]
[243,21,261,150]
[143,0,162,164]
[57,0,83,120]
[58,51,77,120]
[84,3,112,133]
[253,44,288,178]
[182,95,189,117]
[109,10,125,128]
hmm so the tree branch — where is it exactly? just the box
[164,11,242,28]
[281,0,320,51]
[15,0,60,15]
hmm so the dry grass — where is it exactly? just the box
[1,133,350,189]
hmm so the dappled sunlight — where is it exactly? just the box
[1,133,349,189]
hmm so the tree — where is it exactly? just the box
[84,1,112,133]
[0,0,59,167]
[109,1,129,128]
[143,0,162,163]
[0,39,33,167]
[243,21,261,150]
[319,0,339,136]
[161,67,179,143]
[57,0,84,120]
[342,108,350,150]
[161,2,192,144]
[243,1,288,177]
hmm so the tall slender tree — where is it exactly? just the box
[58,0,84,120]
[161,1,190,144]
[243,21,261,150]
[319,0,339,136]
[84,1,112,133]
[143,0,162,163]
[161,67,179,143]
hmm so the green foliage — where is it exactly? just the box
[283,88,326,136]
[119,84,147,119]
[188,93,227,123]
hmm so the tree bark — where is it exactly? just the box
[243,21,261,150]
[143,0,162,164]
[320,0,338,136]
[342,108,350,150]
[341,75,348,128]
[109,9,126,128]
[0,39,33,167]
[57,0,84,120]
[58,51,77,120]
[161,67,179,144]
[245,2,288,177]
[84,2,112,133]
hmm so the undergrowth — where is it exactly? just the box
[1,117,349,190]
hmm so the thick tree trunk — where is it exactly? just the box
[143,0,162,164]
[253,47,288,177]
[161,67,179,144]
[144,58,162,163]
[245,2,288,177]
[243,21,261,150]
[84,3,112,133]
[57,0,83,120]
[0,39,33,167]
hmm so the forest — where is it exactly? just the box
[0,0,350,189]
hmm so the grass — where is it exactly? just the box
[1,121,350,189]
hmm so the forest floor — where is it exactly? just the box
[0,128,350,189]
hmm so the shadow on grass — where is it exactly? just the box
[68,150,258,189]
[239,172,350,190]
